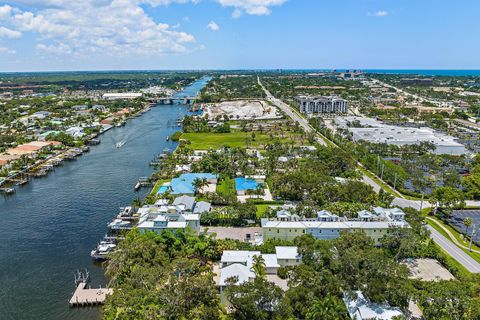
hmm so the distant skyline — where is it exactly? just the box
[0,0,479,72]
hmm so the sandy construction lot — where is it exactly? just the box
[205,100,281,120]
[404,258,455,281]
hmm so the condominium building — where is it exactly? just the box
[296,95,348,115]
[261,207,409,244]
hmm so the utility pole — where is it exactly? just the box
[470,224,476,252]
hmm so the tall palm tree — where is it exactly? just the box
[193,177,209,196]
[251,254,266,279]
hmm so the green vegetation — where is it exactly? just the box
[426,217,480,263]
[216,176,236,198]
[180,132,293,149]
[199,74,266,102]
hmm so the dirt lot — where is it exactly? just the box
[205,100,281,120]
[404,258,455,281]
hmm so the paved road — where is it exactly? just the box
[258,77,480,211]
[258,77,327,146]
[427,225,480,273]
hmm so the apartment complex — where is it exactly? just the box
[296,95,348,115]
[261,207,409,244]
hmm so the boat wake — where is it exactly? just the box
[115,140,127,148]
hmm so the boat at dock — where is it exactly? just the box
[107,206,138,231]
[88,139,100,145]
[0,187,15,195]
[90,240,116,261]
[134,177,151,190]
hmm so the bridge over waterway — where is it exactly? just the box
[147,96,198,105]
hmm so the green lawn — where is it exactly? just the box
[149,179,169,196]
[180,132,297,149]
[216,177,236,197]
[256,204,270,218]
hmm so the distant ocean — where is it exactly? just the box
[362,70,480,77]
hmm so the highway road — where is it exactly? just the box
[258,77,480,209]
[258,77,327,146]
[427,225,480,273]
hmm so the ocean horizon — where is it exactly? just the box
[1,69,480,77]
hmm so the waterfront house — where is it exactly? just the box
[162,173,218,196]
[172,195,196,212]
[136,196,210,235]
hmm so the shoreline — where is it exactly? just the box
[0,103,153,191]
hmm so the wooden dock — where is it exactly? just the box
[69,281,113,307]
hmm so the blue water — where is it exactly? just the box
[0,77,210,320]
[271,69,480,77]
[363,69,480,77]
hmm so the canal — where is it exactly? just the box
[0,77,210,320]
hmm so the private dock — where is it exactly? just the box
[69,270,113,307]
[134,177,151,190]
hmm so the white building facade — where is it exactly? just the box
[296,95,348,115]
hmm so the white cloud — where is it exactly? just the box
[0,45,15,54]
[216,0,287,17]
[0,1,195,57]
[0,26,21,38]
[371,10,389,17]
[0,5,13,19]
[207,20,219,31]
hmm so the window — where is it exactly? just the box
[277,230,279,233]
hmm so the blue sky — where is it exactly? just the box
[0,0,478,71]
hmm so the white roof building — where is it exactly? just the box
[218,246,300,288]
[343,291,404,320]
[102,92,142,100]
[336,116,466,155]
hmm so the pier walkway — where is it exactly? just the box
[69,281,113,307]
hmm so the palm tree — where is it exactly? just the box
[193,177,209,196]
[255,184,264,199]
[464,217,473,236]
[251,254,266,279]
[305,295,347,320]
